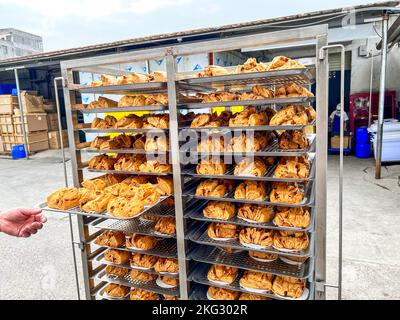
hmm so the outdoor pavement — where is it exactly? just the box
[0,150,399,300]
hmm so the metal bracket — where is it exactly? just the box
[73,241,85,251]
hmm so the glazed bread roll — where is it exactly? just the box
[274,207,311,229]
[273,231,309,250]
[269,182,304,204]
[104,249,131,264]
[239,271,274,291]
[105,265,129,277]
[203,201,236,221]
[207,264,238,285]
[249,251,278,261]
[239,293,269,300]
[130,288,160,300]
[79,191,115,213]
[130,183,161,206]
[47,188,80,210]
[154,258,179,274]
[95,230,125,248]
[195,180,228,198]
[126,234,158,250]
[130,253,158,269]
[278,130,309,150]
[208,223,239,240]
[234,180,267,201]
[272,276,306,298]
[154,217,176,236]
[196,157,226,175]
[104,283,130,298]
[130,269,157,282]
[207,286,239,300]
[237,204,274,223]
[234,157,267,177]
[239,227,274,247]
[107,197,144,218]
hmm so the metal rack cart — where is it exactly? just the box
[47,24,331,300]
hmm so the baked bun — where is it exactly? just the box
[130,253,158,269]
[207,286,239,300]
[118,95,146,107]
[196,157,226,175]
[114,154,146,172]
[226,131,272,152]
[234,180,267,201]
[130,288,160,300]
[88,154,116,170]
[95,230,125,248]
[272,276,306,298]
[239,227,274,247]
[154,217,176,236]
[273,231,309,250]
[156,176,174,196]
[274,207,311,228]
[47,188,80,210]
[197,65,230,77]
[237,204,274,223]
[197,136,225,153]
[249,251,278,261]
[146,71,167,82]
[234,157,267,177]
[266,56,304,71]
[82,178,107,191]
[79,190,115,213]
[154,258,179,274]
[159,276,178,287]
[114,114,143,129]
[274,157,310,179]
[104,249,131,264]
[163,295,178,300]
[105,265,129,277]
[235,58,268,74]
[145,135,169,152]
[239,271,274,291]
[107,197,144,218]
[130,269,157,282]
[104,283,129,298]
[203,201,236,221]
[229,106,268,127]
[269,182,304,204]
[278,130,309,149]
[195,180,228,198]
[90,136,110,149]
[239,293,269,300]
[274,83,313,98]
[126,234,158,250]
[207,264,238,285]
[208,223,239,240]
[139,160,172,173]
[143,114,169,129]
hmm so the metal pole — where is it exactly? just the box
[375,15,389,179]
[14,68,29,159]
[368,52,374,127]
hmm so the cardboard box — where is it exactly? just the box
[43,100,56,113]
[46,112,59,131]
[0,114,14,134]
[13,113,48,133]
[331,135,352,149]
[13,91,44,114]
[48,130,69,149]
[0,95,18,105]
[2,131,49,153]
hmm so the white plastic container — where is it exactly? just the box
[369,119,400,162]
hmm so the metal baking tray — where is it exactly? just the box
[80,147,169,155]
[93,252,179,278]
[90,237,177,259]
[178,68,315,89]
[96,286,130,300]
[75,105,168,113]
[85,168,172,176]
[72,82,168,94]
[187,223,314,258]
[188,245,313,279]
[77,128,168,134]
[95,270,179,297]
[184,199,314,232]
[178,96,315,110]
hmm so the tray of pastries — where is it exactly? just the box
[97,283,130,300]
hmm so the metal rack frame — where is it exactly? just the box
[58,24,329,300]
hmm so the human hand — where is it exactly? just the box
[0,208,47,238]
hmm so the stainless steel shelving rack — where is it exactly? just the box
[56,24,330,300]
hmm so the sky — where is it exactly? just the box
[0,0,389,52]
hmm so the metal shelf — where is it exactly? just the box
[71,82,168,94]
[75,105,168,113]
[80,148,169,155]
[189,245,313,279]
[77,128,168,134]
[84,168,172,176]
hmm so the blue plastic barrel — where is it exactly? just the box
[356,127,369,144]
[356,143,371,158]
[11,145,26,159]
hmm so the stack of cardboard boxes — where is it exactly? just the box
[0,91,68,153]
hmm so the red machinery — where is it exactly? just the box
[349,91,397,135]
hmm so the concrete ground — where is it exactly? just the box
[0,150,399,300]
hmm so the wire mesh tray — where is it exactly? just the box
[189,245,313,279]
[81,147,169,155]
[184,199,314,232]
[85,168,172,176]
[75,105,168,113]
[187,223,314,258]
[95,270,179,297]
[77,128,168,134]
[178,68,315,89]
[189,262,311,300]
[91,237,177,259]
[72,82,168,94]
[94,253,179,278]
[178,96,315,110]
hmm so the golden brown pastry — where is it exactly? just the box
[146,71,167,82]
[207,264,238,285]
[104,249,131,264]
[226,132,271,152]
[88,96,118,108]
[155,176,174,196]
[234,157,267,177]
[269,105,315,126]
[239,227,274,247]
[88,154,116,170]
[239,293,269,300]
[154,217,176,236]
[114,154,146,172]
[196,157,227,175]
[145,94,169,105]
[235,58,268,74]
[190,113,220,128]
[229,107,268,127]
[91,116,117,129]
[234,181,267,201]
[105,265,129,277]
[269,182,304,204]
[237,204,274,223]
[126,234,158,250]
[114,114,143,129]
[274,207,311,229]
[195,180,227,198]
[197,65,230,77]
[278,130,309,150]
[130,269,157,282]
[100,174,125,186]
[208,223,239,240]
[79,190,115,213]
[130,288,160,300]
[280,255,309,264]
[207,286,239,300]
[145,135,169,152]
[81,178,107,191]
[90,136,110,149]
[47,188,80,210]
[197,136,225,153]
[163,295,178,300]
[203,201,236,221]
[159,276,178,288]
[104,182,131,197]
[266,56,304,71]
[99,134,132,150]
[143,114,169,129]
[118,95,146,107]
[249,251,278,261]
[139,160,172,173]
[130,253,158,269]
[107,197,144,218]
[154,258,179,274]
[272,276,306,298]
[201,92,237,103]
[274,83,314,98]
[95,230,125,248]
[240,271,274,291]
[117,72,147,84]
[274,158,310,179]
[273,231,309,250]
[104,283,129,298]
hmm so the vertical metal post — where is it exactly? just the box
[375,15,389,179]
[368,52,374,128]
[165,51,189,300]
[14,68,29,159]
[315,33,329,300]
